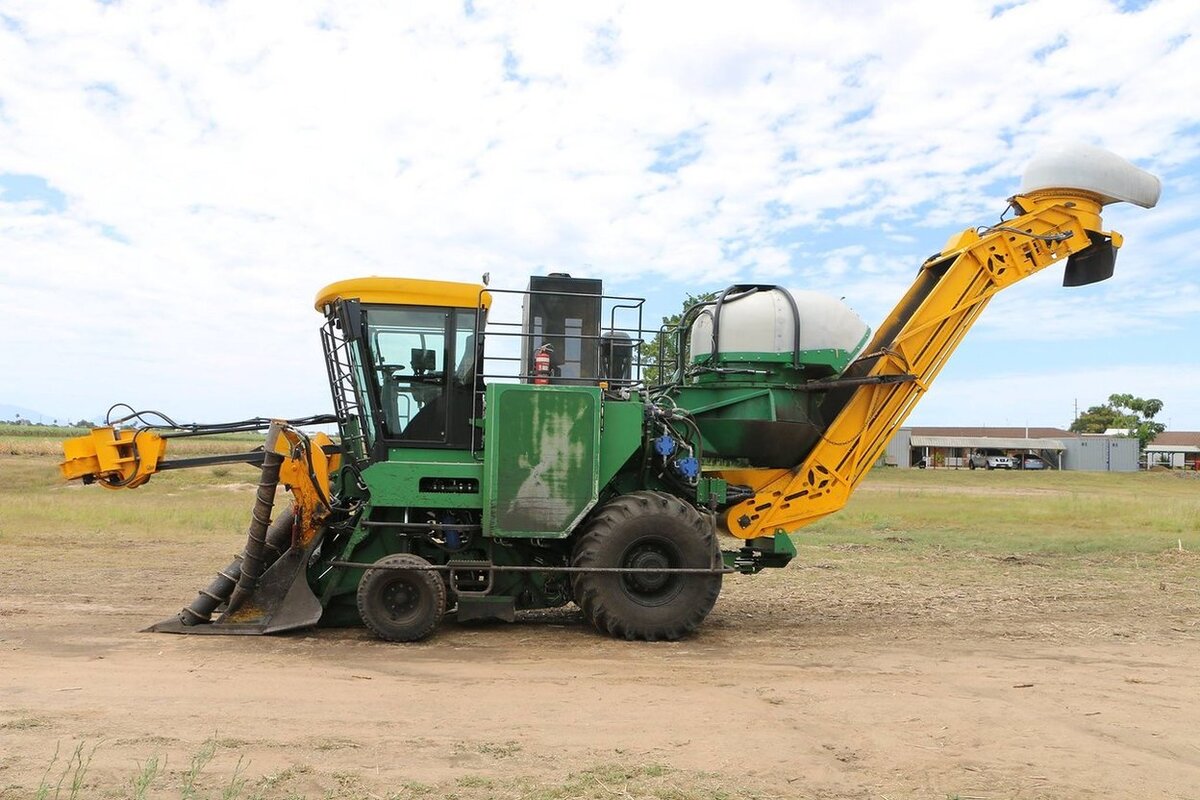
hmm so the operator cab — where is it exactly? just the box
[317,275,643,459]
[316,278,490,454]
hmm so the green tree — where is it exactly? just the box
[1069,393,1165,449]
[1070,404,1129,433]
[641,291,718,385]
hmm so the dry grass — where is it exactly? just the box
[714,467,1200,645]
[0,455,265,545]
[806,467,1200,554]
[8,746,755,800]
[2,452,1198,800]
[4,452,1196,646]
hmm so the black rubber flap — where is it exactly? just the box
[1063,231,1117,287]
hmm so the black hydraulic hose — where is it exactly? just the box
[102,402,338,435]
[105,403,180,428]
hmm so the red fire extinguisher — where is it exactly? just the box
[533,344,553,385]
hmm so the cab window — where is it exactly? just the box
[367,307,449,441]
[364,306,482,446]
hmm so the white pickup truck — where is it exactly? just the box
[969,453,1013,470]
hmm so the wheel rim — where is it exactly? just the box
[379,575,424,624]
[620,538,683,606]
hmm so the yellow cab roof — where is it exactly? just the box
[314,278,491,311]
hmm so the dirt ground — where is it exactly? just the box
[2,484,1199,798]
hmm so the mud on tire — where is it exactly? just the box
[571,491,722,641]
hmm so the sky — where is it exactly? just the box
[2,0,1199,431]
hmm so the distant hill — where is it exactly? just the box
[0,403,89,425]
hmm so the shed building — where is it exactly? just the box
[882,427,1138,471]
[1144,431,1200,470]
[1064,435,1140,472]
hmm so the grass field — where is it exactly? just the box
[806,466,1199,555]
[1,443,1197,799]
[7,450,1196,557]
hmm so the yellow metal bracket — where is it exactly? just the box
[60,427,168,489]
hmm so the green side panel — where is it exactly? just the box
[362,451,484,509]
[597,398,643,490]
[483,384,600,538]
[385,447,480,463]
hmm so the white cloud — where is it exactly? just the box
[0,0,1198,426]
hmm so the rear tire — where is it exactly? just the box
[571,492,722,641]
[357,554,446,642]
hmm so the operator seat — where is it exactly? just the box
[394,335,480,448]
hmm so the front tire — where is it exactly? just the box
[571,492,722,641]
[357,554,446,642]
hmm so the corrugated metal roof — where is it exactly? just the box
[908,426,1076,439]
[1151,431,1200,447]
[1145,444,1200,453]
[910,435,1066,450]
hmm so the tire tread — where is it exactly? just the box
[357,553,446,642]
[572,491,721,641]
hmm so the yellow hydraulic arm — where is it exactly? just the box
[717,168,1157,540]
[61,420,340,550]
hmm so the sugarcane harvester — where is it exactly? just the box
[60,144,1160,642]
